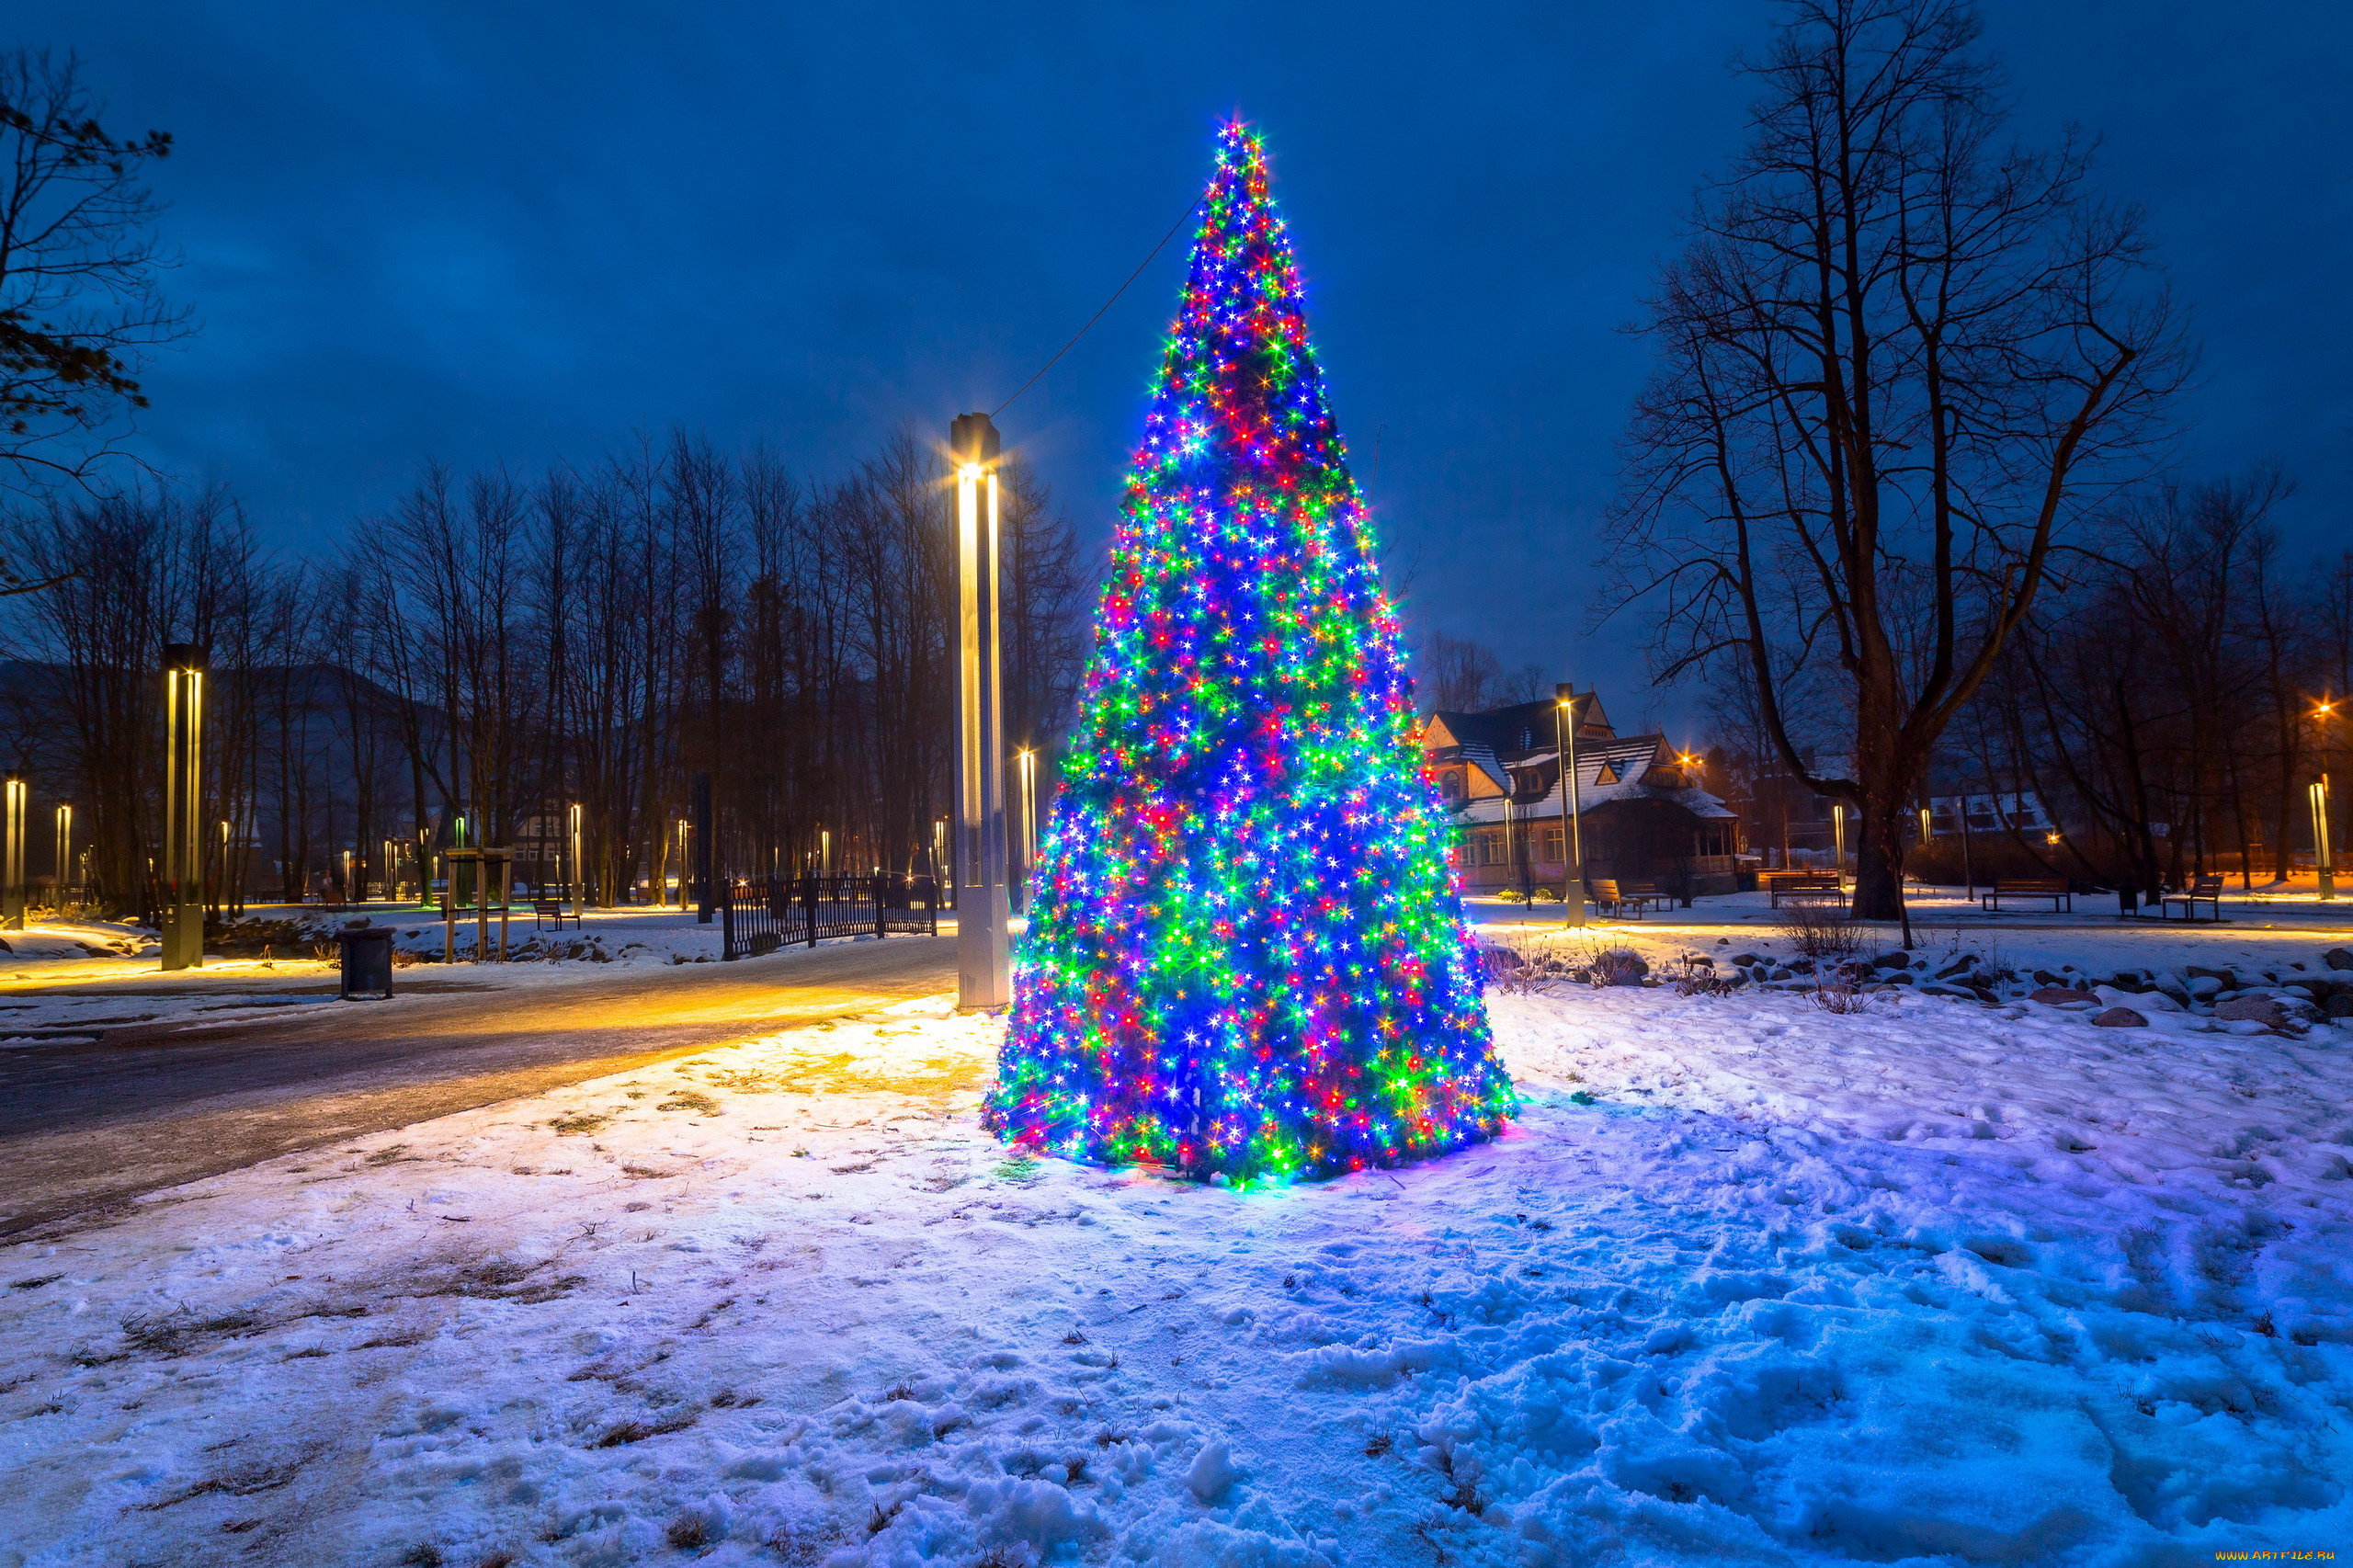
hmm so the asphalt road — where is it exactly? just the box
[0,936,958,1239]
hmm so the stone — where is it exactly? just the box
[2091,1007,2147,1028]
[2028,987,2099,1007]
[2326,994,2353,1019]
[1729,953,1761,967]
[2212,995,2286,1028]
[2325,947,2353,972]
[1920,983,1978,1000]
[1870,950,1911,970]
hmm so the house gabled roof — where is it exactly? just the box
[1442,732,1737,824]
[1422,689,1614,755]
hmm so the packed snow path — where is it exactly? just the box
[0,935,956,1239]
[2,976,2347,1565]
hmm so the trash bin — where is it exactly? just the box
[337,922,394,999]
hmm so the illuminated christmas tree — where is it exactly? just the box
[984,123,1510,1182]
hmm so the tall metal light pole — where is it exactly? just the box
[1016,747,1037,909]
[2313,778,2336,901]
[952,412,1010,1009]
[1554,686,1585,927]
[2,776,25,930]
[55,803,73,912]
[569,803,585,918]
[162,643,207,971]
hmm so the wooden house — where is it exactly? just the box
[1421,686,1742,897]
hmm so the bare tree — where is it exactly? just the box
[1607,0,2183,919]
[0,48,183,520]
[1415,632,1504,712]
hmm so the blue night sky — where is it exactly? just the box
[17,1,2352,733]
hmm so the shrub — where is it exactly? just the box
[1777,900,1862,960]
[1591,948,1648,987]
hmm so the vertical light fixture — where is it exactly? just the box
[1831,801,1848,886]
[1017,748,1037,903]
[2313,778,2335,901]
[55,803,72,911]
[1554,686,1585,927]
[951,411,1009,1008]
[569,803,585,918]
[162,643,207,970]
[2,777,25,931]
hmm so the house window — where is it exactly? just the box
[1439,768,1464,803]
[1595,761,1621,784]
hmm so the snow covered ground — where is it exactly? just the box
[3,931,2350,1565]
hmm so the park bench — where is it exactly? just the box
[1765,872,1844,908]
[2158,874,2223,922]
[1984,878,2072,913]
[1586,879,1643,919]
[532,894,579,932]
[1619,880,1677,915]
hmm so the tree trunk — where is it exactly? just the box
[1848,790,1910,924]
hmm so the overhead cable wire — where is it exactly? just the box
[992,199,1200,418]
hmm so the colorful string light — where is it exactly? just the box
[984,123,1511,1183]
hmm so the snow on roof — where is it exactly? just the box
[1448,739,1736,824]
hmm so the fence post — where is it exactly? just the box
[804,873,819,948]
[926,874,938,937]
[874,872,886,940]
[720,880,736,960]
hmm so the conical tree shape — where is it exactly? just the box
[986,124,1511,1182]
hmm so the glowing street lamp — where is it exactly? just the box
[162,643,207,971]
[55,804,72,911]
[2313,778,2336,901]
[1016,748,1038,901]
[2,777,24,931]
[1553,686,1585,928]
[569,803,585,917]
[951,411,1010,1009]
[1832,801,1848,887]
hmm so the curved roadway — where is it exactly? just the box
[0,936,957,1238]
